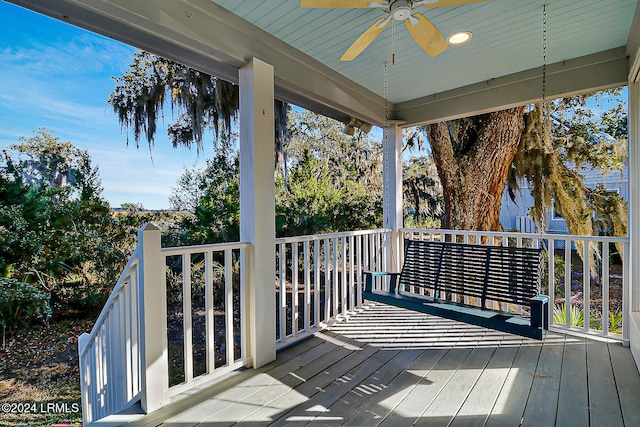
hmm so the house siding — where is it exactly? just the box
[501,166,629,234]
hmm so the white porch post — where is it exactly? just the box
[383,123,403,272]
[239,57,276,368]
[628,78,640,364]
[138,223,169,412]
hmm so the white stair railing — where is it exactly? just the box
[78,246,141,424]
[78,224,164,425]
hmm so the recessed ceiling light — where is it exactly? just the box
[447,31,473,45]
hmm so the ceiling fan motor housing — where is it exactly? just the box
[390,0,412,20]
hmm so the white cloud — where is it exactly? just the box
[0,86,114,127]
[0,34,133,78]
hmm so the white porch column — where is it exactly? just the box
[628,79,640,364]
[138,223,169,412]
[383,123,404,272]
[239,57,276,368]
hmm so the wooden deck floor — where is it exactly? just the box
[127,303,640,427]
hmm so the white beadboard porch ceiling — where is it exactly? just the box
[211,0,636,104]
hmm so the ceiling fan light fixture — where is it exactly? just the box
[447,30,472,45]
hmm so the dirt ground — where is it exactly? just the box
[0,317,90,427]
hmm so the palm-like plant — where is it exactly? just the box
[554,304,624,334]
[553,304,584,327]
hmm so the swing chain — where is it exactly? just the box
[539,4,548,259]
[542,4,547,106]
[383,61,398,272]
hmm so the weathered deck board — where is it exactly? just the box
[160,334,339,426]
[371,324,489,426]
[167,343,333,426]
[307,349,424,426]
[241,341,389,426]
[269,318,450,426]
[520,333,564,427]
[202,329,373,425]
[587,340,624,427]
[416,346,495,427]
[134,303,640,427]
[269,346,404,426]
[555,335,589,427]
[484,340,541,427]
[448,345,518,427]
[377,347,473,426]
[609,342,640,426]
[135,334,328,427]
[338,348,448,426]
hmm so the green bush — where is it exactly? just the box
[0,278,52,332]
[607,312,623,334]
[590,311,623,334]
[553,304,624,334]
[553,304,584,327]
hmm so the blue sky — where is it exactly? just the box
[0,2,212,209]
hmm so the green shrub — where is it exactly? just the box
[0,278,52,332]
[590,311,623,333]
[553,304,584,327]
[607,312,624,334]
[554,305,624,334]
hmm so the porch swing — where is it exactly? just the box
[363,7,552,341]
[363,239,549,340]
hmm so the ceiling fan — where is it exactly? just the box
[300,0,488,61]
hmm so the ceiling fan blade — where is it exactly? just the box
[418,0,488,7]
[404,12,448,57]
[341,18,389,61]
[300,0,373,8]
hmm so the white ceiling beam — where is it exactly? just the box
[8,0,388,126]
[395,47,629,127]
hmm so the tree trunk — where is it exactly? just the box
[427,107,525,232]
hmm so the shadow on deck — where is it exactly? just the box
[111,303,640,427]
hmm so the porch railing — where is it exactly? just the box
[78,225,388,424]
[399,228,630,342]
[78,224,250,425]
[79,224,629,424]
[161,240,250,397]
[275,229,390,349]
